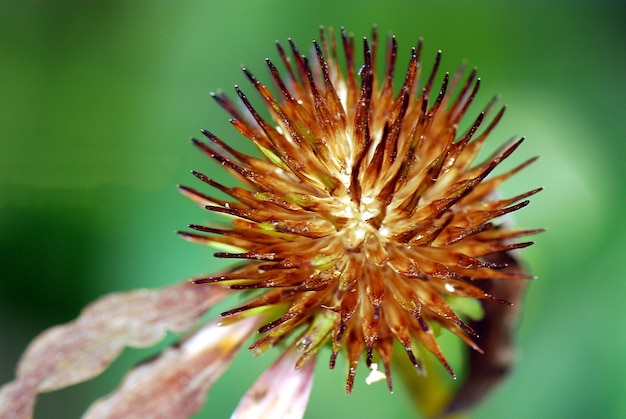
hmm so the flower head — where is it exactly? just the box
[0,27,540,419]
[180,27,540,393]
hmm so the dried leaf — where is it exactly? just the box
[83,316,261,419]
[0,282,229,419]
[443,250,530,414]
[231,345,316,419]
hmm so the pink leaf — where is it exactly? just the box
[0,282,229,419]
[83,316,261,419]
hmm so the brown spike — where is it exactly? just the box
[275,40,303,98]
[370,26,378,75]
[380,35,398,99]
[448,68,479,123]
[341,27,357,102]
[210,90,249,123]
[266,58,297,104]
[313,40,347,131]
[287,38,313,98]
[424,50,442,97]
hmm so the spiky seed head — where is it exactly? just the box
[179,27,540,393]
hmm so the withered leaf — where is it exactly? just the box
[83,316,261,419]
[0,282,229,419]
[443,250,530,415]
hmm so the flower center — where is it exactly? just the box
[335,194,391,260]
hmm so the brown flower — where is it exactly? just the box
[0,27,541,419]
[181,27,540,394]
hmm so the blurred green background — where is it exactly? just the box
[1,0,624,418]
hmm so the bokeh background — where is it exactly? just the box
[1,1,624,418]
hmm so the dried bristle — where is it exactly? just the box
[182,27,540,393]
